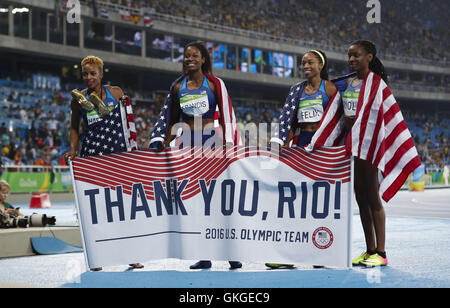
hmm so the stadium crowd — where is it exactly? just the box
[1,77,448,173]
[403,110,450,169]
[89,0,449,64]
[0,80,70,170]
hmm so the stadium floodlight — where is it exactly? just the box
[11,8,29,14]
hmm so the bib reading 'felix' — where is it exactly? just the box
[297,80,330,123]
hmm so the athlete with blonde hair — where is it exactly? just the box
[64,56,143,271]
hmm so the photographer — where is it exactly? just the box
[0,180,22,217]
[1,180,56,228]
[0,180,27,228]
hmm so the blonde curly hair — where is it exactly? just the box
[0,180,10,191]
[81,55,104,72]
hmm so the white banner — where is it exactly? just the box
[71,146,353,269]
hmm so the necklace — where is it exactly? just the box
[89,85,103,99]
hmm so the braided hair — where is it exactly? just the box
[351,40,388,83]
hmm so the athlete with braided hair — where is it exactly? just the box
[307,40,420,267]
[344,40,389,267]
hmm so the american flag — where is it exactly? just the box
[149,73,241,149]
[72,146,351,201]
[271,74,355,147]
[80,96,137,158]
[306,71,421,202]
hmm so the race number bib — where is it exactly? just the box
[343,91,359,118]
[180,93,210,117]
[86,103,115,126]
[86,110,103,126]
[297,99,324,123]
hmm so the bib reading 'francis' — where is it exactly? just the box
[179,75,216,121]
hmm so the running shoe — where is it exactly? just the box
[361,253,388,267]
[89,92,111,117]
[189,260,212,269]
[265,263,295,269]
[229,261,242,270]
[352,251,371,266]
[71,89,95,111]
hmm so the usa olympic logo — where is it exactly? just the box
[312,227,333,250]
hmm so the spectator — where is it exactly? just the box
[47,112,59,131]
[0,180,23,217]
[0,122,7,136]
[34,146,53,172]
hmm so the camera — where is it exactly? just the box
[0,212,29,228]
[27,213,56,227]
[0,212,56,228]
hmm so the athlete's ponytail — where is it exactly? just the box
[351,40,388,83]
[369,56,388,83]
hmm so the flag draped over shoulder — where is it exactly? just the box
[271,74,354,147]
[148,73,241,148]
[306,71,421,202]
[121,96,138,151]
[270,81,306,146]
[80,96,137,157]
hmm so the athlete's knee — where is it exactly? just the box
[366,194,383,211]
[369,200,384,212]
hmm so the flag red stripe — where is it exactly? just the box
[365,104,384,163]
[381,156,421,202]
[314,93,343,147]
[283,150,351,173]
[384,121,408,152]
[72,146,351,200]
[357,74,381,158]
[384,138,416,176]
[383,103,401,127]
[382,86,392,102]
[307,72,421,202]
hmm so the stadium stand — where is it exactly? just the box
[83,0,449,64]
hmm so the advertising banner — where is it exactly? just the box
[1,171,73,192]
[410,163,425,191]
